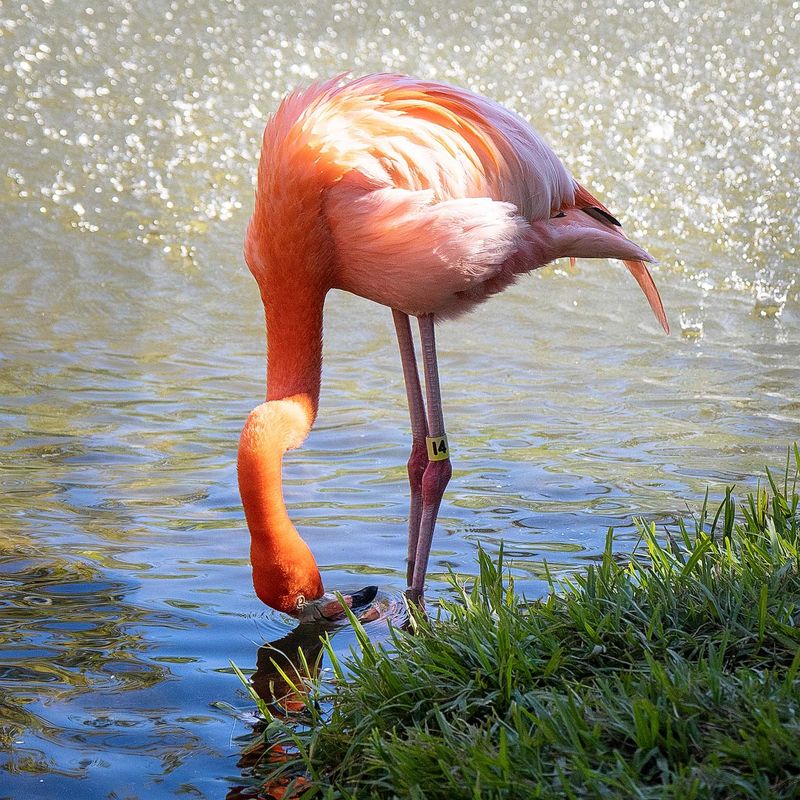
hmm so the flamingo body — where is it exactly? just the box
[239,74,668,614]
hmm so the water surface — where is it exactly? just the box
[1,0,798,796]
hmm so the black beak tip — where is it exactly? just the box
[350,585,379,608]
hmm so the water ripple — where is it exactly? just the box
[2,0,799,796]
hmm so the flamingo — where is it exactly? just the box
[237,74,669,620]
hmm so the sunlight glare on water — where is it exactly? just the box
[1,0,798,795]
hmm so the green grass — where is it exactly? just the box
[242,448,800,799]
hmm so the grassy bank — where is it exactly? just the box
[244,450,800,799]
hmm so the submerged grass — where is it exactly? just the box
[245,449,800,799]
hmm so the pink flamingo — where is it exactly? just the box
[237,74,668,619]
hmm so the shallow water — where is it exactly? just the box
[1,0,798,796]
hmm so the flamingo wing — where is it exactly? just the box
[326,181,527,317]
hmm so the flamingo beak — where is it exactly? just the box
[295,585,379,623]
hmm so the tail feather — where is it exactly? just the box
[571,182,669,334]
[624,259,669,334]
[572,182,612,214]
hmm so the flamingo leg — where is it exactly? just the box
[392,309,429,587]
[408,313,453,602]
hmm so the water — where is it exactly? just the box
[1,0,798,795]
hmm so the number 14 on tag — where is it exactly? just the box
[426,435,449,461]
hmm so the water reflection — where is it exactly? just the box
[228,592,405,799]
[227,625,329,800]
[2,0,799,795]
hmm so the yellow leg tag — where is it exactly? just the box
[426,434,450,461]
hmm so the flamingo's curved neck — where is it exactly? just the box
[237,291,326,613]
